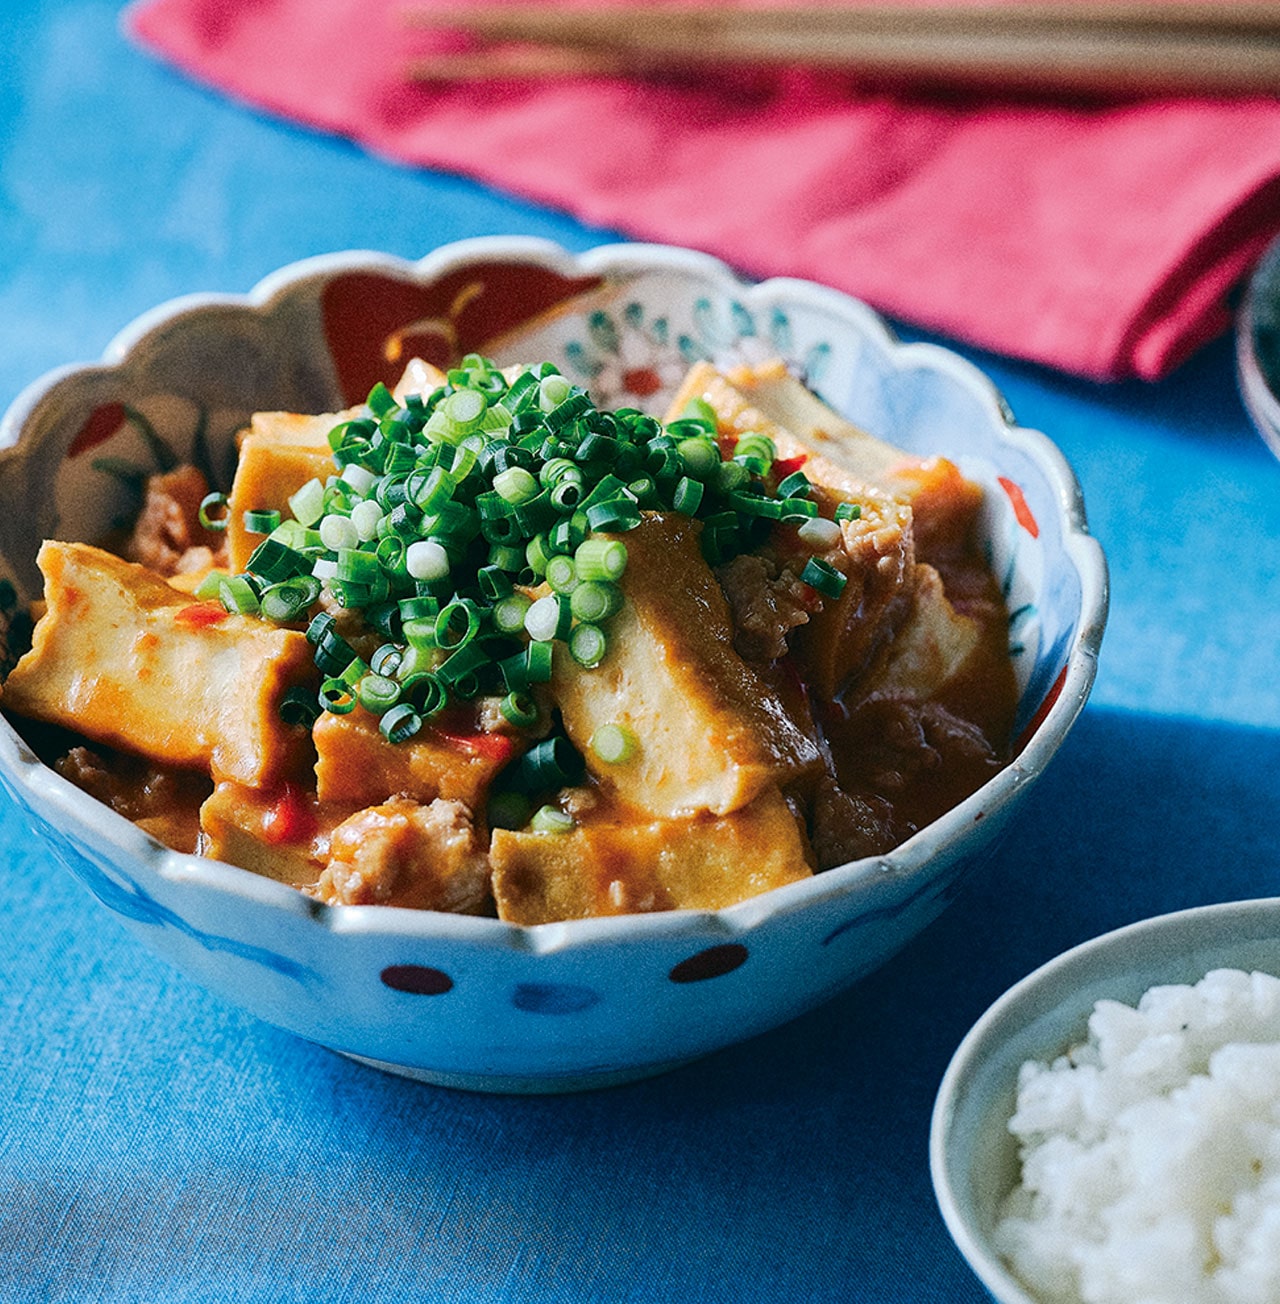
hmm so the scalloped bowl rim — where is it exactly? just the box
[0,238,1108,958]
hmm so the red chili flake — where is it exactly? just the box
[262,784,317,846]
[432,728,518,765]
[173,600,228,629]
[772,454,809,478]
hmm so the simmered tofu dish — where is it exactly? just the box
[0,355,1017,923]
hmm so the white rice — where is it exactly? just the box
[994,968,1280,1304]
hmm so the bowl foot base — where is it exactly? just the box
[333,1048,696,1094]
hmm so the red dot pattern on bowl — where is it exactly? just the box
[380,964,454,995]
[668,943,749,983]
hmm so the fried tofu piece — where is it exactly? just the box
[310,796,491,912]
[1,542,315,787]
[312,704,519,808]
[709,359,984,559]
[199,781,350,887]
[225,409,353,572]
[392,357,449,401]
[490,785,812,924]
[551,513,822,819]
[858,563,981,702]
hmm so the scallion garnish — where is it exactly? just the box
[590,722,637,765]
[218,356,861,744]
[198,492,230,532]
[799,556,849,600]
[530,805,575,834]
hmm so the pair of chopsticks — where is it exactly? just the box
[405,4,1280,97]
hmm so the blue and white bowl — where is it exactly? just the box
[0,239,1107,1092]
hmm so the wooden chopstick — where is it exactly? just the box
[404,3,1280,96]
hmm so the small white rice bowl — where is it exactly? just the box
[995,968,1280,1304]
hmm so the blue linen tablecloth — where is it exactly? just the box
[3,3,1280,1301]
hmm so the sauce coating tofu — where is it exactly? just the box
[312,705,518,807]
[552,513,822,819]
[1,542,315,787]
[694,359,984,560]
[491,784,812,924]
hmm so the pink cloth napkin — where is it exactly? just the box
[126,0,1280,380]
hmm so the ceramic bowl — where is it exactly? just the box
[1237,232,1280,461]
[930,897,1280,1303]
[0,238,1107,1092]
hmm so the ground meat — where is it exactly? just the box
[123,465,228,577]
[716,552,814,665]
[54,745,211,852]
[310,797,491,912]
[808,773,900,868]
[815,694,1004,860]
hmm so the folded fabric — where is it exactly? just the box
[126,0,1280,381]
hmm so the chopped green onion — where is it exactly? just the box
[335,547,381,585]
[288,479,326,527]
[585,499,641,533]
[568,622,607,668]
[544,554,578,595]
[478,565,513,600]
[314,628,357,676]
[525,593,572,643]
[434,598,482,650]
[672,476,703,515]
[834,502,862,522]
[499,691,539,729]
[198,492,230,532]
[350,498,383,541]
[797,517,844,549]
[247,538,312,584]
[194,570,227,600]
[570,581,623,625]
[218,574,260,615]
[680,396,719,427]
[677,438,719,479]
[530,805,575,834]
[799,556,848,599]
[379,703,422,743]
[573,536,628,583]
[319,513,359,552]
[405,539,450,582]
[319,678,357,715]
[357,673,402,714]
[367,381,396,416]
[509,735,584,792]
[400,671,446,717]
[370,643,403,677]
[260,576,320,623]
[590,722,637,765]
[493,466,539,504]
[492,592,532,636]
[306,611,336,645]
[243,508,281,534]
[279,685,322,728]
[524,639,554,684]
[777,470,812,499]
